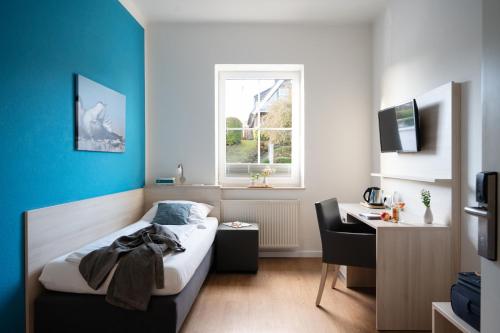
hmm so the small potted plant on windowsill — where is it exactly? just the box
[247,168,274,188]
[421,189,433,224]
[249,173,260,187]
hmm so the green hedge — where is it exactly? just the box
[226,117,242,145]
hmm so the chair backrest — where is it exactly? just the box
[315,198,343,232]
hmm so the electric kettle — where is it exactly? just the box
[363,187,384,206]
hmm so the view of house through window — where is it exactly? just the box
[217,66,303,186]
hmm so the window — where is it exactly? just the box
[216,65,304,187]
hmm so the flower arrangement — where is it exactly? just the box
[248,167,275,187]
[260,167,274,178]
[260,167,274,186]
[420,189,431,208]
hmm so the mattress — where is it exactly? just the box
[39,217,218,296]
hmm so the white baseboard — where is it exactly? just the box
[259,250,322,258]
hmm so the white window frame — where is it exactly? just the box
[215,64,304,187]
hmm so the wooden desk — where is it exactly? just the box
[339,203,454,331]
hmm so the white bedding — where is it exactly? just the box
[39,217,218,296]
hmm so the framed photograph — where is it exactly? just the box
[75,75,126,152]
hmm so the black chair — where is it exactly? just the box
[314,198,376,306]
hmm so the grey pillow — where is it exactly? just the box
[152,203,192,225]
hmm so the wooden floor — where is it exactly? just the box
[181,258,380,333]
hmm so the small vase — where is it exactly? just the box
[424,207,433,224]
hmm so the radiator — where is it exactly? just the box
[221,200,299,249]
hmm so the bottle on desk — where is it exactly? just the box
[392,205,400,223]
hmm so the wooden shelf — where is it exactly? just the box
[432,302,478,333]
[370,173,452,183]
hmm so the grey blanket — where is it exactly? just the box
[79,223,185,311]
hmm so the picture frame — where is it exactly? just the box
[75,75,126,152]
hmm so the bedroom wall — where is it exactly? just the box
[0,1,144,331]
[371,0,482,271]
[147,23,373,255]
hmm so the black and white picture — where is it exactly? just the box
[76,75,126,152]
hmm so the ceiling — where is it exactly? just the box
[121,0,387,25]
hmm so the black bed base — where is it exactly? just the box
[35,245,214,333]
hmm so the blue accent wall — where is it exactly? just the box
[0,1,145,330]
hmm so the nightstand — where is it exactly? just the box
[216,223,259,273]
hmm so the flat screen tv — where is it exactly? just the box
[378,99,421,153]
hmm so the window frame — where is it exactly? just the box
[215,64,304,187]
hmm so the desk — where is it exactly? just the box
[339,203,454,331]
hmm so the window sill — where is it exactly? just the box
[147,184,306,191]
[147,184,221,189]
[220,186,306,190]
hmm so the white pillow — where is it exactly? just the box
[142,200,214,224]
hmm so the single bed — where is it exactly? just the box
[39,218,218,296]
[26,187,222,333]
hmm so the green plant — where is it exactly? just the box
[275,157,291,163]
[226,139,257,163]
[421,189,431,208]
[226,117,243,145]
[226,117,242,128]
[260,98,292,145]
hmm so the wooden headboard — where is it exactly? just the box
[25,188,144,333]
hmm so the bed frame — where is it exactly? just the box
[25,186,221,333]
[35,246,214,333]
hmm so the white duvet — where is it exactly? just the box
[39,217,218,296]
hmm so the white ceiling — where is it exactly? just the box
[121,0,387,25]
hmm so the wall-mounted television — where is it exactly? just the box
[378,99,421,153]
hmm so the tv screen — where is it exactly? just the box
[378,100,421,153]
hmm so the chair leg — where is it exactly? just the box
[316,263,329,306]
[331,265,339,289]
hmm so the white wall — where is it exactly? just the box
[147,23,373,255]
[372,0,482,271]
